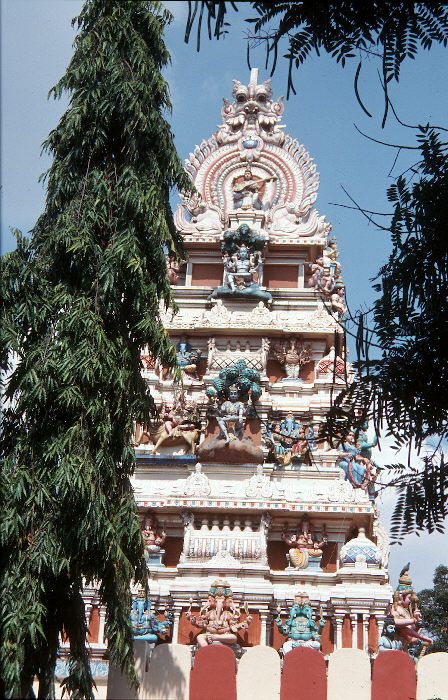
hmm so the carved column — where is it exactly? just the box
[259,610,271,646]
[334,615,344,649]
[350,613,358,649]
[298,263,305,288]
[362,613,370,651]
[172,607,182,644]
[98,606,106,646]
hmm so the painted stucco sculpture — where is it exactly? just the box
[338,431,375,495]
[263,414,309,466]
[131,593,172,642]
[378,613,404,652]
[391,564,432,658]
[272,337,312,382]
[275,593,326,654]
[282,518,327,570]
[136,395,201,455]
[175,336,202,380]
[210,223,272,301]
[141,515,166,566]
[186,580,252,648]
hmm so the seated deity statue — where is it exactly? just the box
[141,515,166,564]
[232,166,276,210]
[378,614,404,653]
[264,414,310,466]
[187,580,252,648]
[275,593,326,654]
[131,593,172,643]
[215,385,246,444]
[175,336,201,380]
[391,564,432,658]
[282,518,327,570]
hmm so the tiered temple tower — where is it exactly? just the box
[130,69,392,657]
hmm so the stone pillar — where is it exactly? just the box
[98,606,106,646]
[350,613,358,649]
[362,613,370,652]
[186,260,192,286]
[334,615,344,649]
[172,606,182,644]
[298,263,305,288]
[259,611,270,646]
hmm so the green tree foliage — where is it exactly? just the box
[185,1,448,537]
[418,565,448,653]
[0,2,191,697]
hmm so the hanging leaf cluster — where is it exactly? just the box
[185,1,448,122]
[0,2,191,698]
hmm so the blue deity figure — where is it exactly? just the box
[175,336,201,380]
[131,595,173,643]
[275,594,326,655]
[378,614,403,653]
[357,420,378,460]
[338,431,374,498]
[279,413,301,440]
[306,425,316,451]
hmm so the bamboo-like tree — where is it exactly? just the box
[0,2,191,697]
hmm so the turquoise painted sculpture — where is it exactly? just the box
[210,223,272,301]
[378,613,404,652]
[131,594,172,642]
[206,360,262,407]
[275,593,326,654]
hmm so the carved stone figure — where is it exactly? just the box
[245,465,274,498]
[166,255,181,285]
[273,337,312,381]
[216,69,285,146]
[135,396,200,455]
[210,223,272,302]
[214,384,246,444]
[323,237,342,279]
[187,580,252,648]
[199,360,264,465]
[131,593,172,642]
[378,614,404,653]
[175,191,223,235]
[307,256,335,294]
[275,593,326,654]
[391,564,432,658]
[330,285,346,318]
[184,463,211,497]
[232,165,276,210]
[263,415,309,466]
[176,336,202,380]
[338,431,374,493]
[282,518,327,570]
[141,515,166,566]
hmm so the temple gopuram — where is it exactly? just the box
[129,68,392,657]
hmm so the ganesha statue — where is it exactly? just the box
[282,518,327,570]
[186,580,252,649]
[131,592,172,643]
[275,593,326,655]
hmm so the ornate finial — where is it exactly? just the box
[249,68,259,85]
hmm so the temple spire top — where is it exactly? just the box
[249,68,259,85]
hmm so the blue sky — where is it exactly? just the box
[1,0,447,590]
